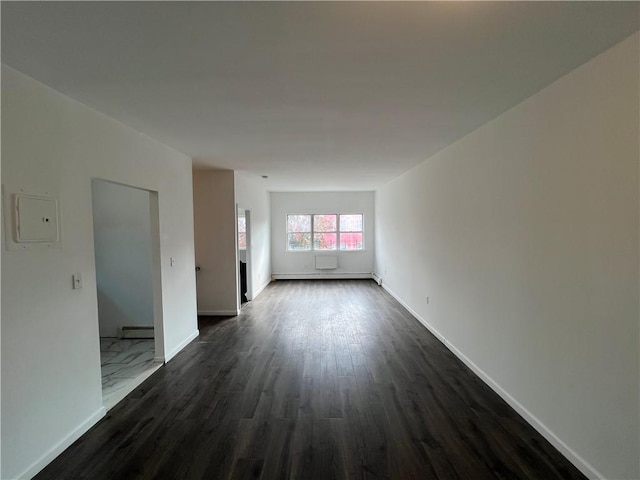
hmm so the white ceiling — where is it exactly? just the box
[2,2,638,191]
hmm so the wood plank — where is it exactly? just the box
[34,280,587,480]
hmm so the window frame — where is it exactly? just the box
[286,213,365,252]
[238,215,247,251]
[286,214,313,251]
[313,214,338,251]
[338,214,365,251]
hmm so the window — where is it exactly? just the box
[287,214,363,251]
[313,214,337,250]
[238,215,247,250]
[339,214,364,250]
[287,214,312,251]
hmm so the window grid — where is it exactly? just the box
[287,214,364,251]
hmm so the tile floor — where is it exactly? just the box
[100,338,162,410]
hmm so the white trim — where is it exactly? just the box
[381,283,603,480]
[17,407,106,480]
[251,279,271,299]
[197,309,239,316]
[164,329,199,363]
[272,273,373,280]
[371,272,382,286]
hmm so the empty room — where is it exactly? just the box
[1,2,639,480]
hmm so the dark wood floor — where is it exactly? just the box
[36,280,586,480]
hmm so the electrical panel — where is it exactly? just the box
[14,194,59,243]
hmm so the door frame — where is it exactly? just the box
[90,178,165,370]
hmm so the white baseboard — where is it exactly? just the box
[371,272,382,285]
[18,406,106,480]
[164,329,199,363]
[381,283,602,480]
[197,309,239,316]
[251,279,271,299]
[272,272,373,280]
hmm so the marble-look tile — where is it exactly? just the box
[102,352,156,380]
[102,362,162,411]
[103,342,154,366]
[117,349,156,370]
[100,337,123,352]
[100,338,154,354]
[100,350,118,364]
[99,337,160,411]
[101,363,128,378]
[102,374,130,391]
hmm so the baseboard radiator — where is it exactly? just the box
[315,255,338,270]
[119,325,154,339]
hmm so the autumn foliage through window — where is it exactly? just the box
[238,216,246,250]
[287,214,363,251]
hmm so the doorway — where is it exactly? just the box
[237,206,252,308]
[91,179,164,410]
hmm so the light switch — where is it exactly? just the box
[72,273,82,290]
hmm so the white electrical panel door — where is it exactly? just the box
[14,194,59,243]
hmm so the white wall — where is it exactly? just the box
[375,33,639,480]
[235,172,271,298]
[193,170,238,315]
[92,180,154,337]
[271,191,374,278]
[1,66,199,480]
